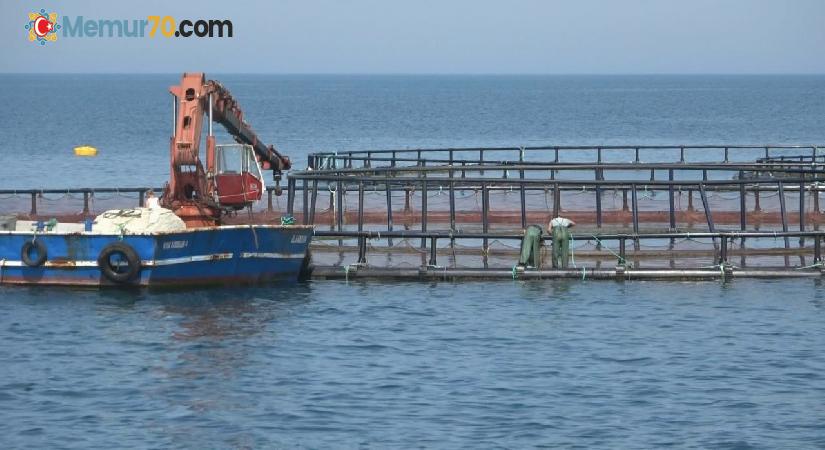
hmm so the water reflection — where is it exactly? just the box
[167,295,268,341]
[140,283,314,448]
[518,278,575,299]
[159,283,312,339]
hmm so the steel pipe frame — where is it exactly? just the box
[311,229,825,273]
[293,161,823,176]
[3,173,824,196]
[309,143,821,161]
[309,267,822,280]
[312,228,825,242]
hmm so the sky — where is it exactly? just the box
[2,0,825,74]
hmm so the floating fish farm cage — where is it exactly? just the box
[286,144,825,280]
[4,145,825,281]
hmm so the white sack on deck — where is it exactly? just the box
[92,207,186,234]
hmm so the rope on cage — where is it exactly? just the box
[487,239,521,250]
[590,235,629,267]
[795,261,824,270]
[39,192,70,202]
[399,238,428,255]
[544,188,551,211]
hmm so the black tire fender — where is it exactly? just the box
[97,242,141,283]
[21,239,48,267]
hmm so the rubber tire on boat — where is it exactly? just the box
[97,242,141,283]
[21,239,47,267]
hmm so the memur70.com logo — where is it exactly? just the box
[26,9,233,45]
[26,9,59,45]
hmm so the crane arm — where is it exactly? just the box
[163,72,287,226]
[206,80,291,173]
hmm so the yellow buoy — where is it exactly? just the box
[74,146,98,157]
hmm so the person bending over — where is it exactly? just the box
[549,216,575,268]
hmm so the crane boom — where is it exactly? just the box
[207,79,291,173]
[161,73,287,226]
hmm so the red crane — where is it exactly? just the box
[161,73,290,227]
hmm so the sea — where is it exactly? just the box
[1,74,825,448]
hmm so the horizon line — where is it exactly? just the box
[2,72,825,76]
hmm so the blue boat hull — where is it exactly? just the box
[0,225,312,287]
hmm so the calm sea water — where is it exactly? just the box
[2,74,825,188]
[2,75,825,448]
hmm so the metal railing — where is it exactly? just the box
[307,144,822,170]
[288,159,825,235]
[312,229,825,272]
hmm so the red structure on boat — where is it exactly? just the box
[162,72,292,226]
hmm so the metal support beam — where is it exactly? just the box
[357,181,365,232]
[302,179,309,224]
[449,181,456,232]
[719,235,728,265]
[482,183,489,251]
[618,237,627,266]
[385,181,393,247]
[357,236,367,264]
[421,179,428,248]
[286,177,296,215]
[309,180,318,224]
[519,176,527,229]
[754,188,761,212]
[668,169,676,230]
[698,184,715,232]
[779,182,790,251]
[739,172,746,231]
[553,183,560,218]
[631,184,639,235]
[82,192,90,216]
[800,180,806,233]
[336,180,344,231]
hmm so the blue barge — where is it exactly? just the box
[0,224,312,287]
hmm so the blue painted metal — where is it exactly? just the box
[0,225,312,287]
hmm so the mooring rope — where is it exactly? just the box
[38,192,71,202]
[569,235,576,268]
[795,261,824,270]
[640,185,655,200]
[590,235,630,266]
[116,223,127,241]
[343,263,361,282]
